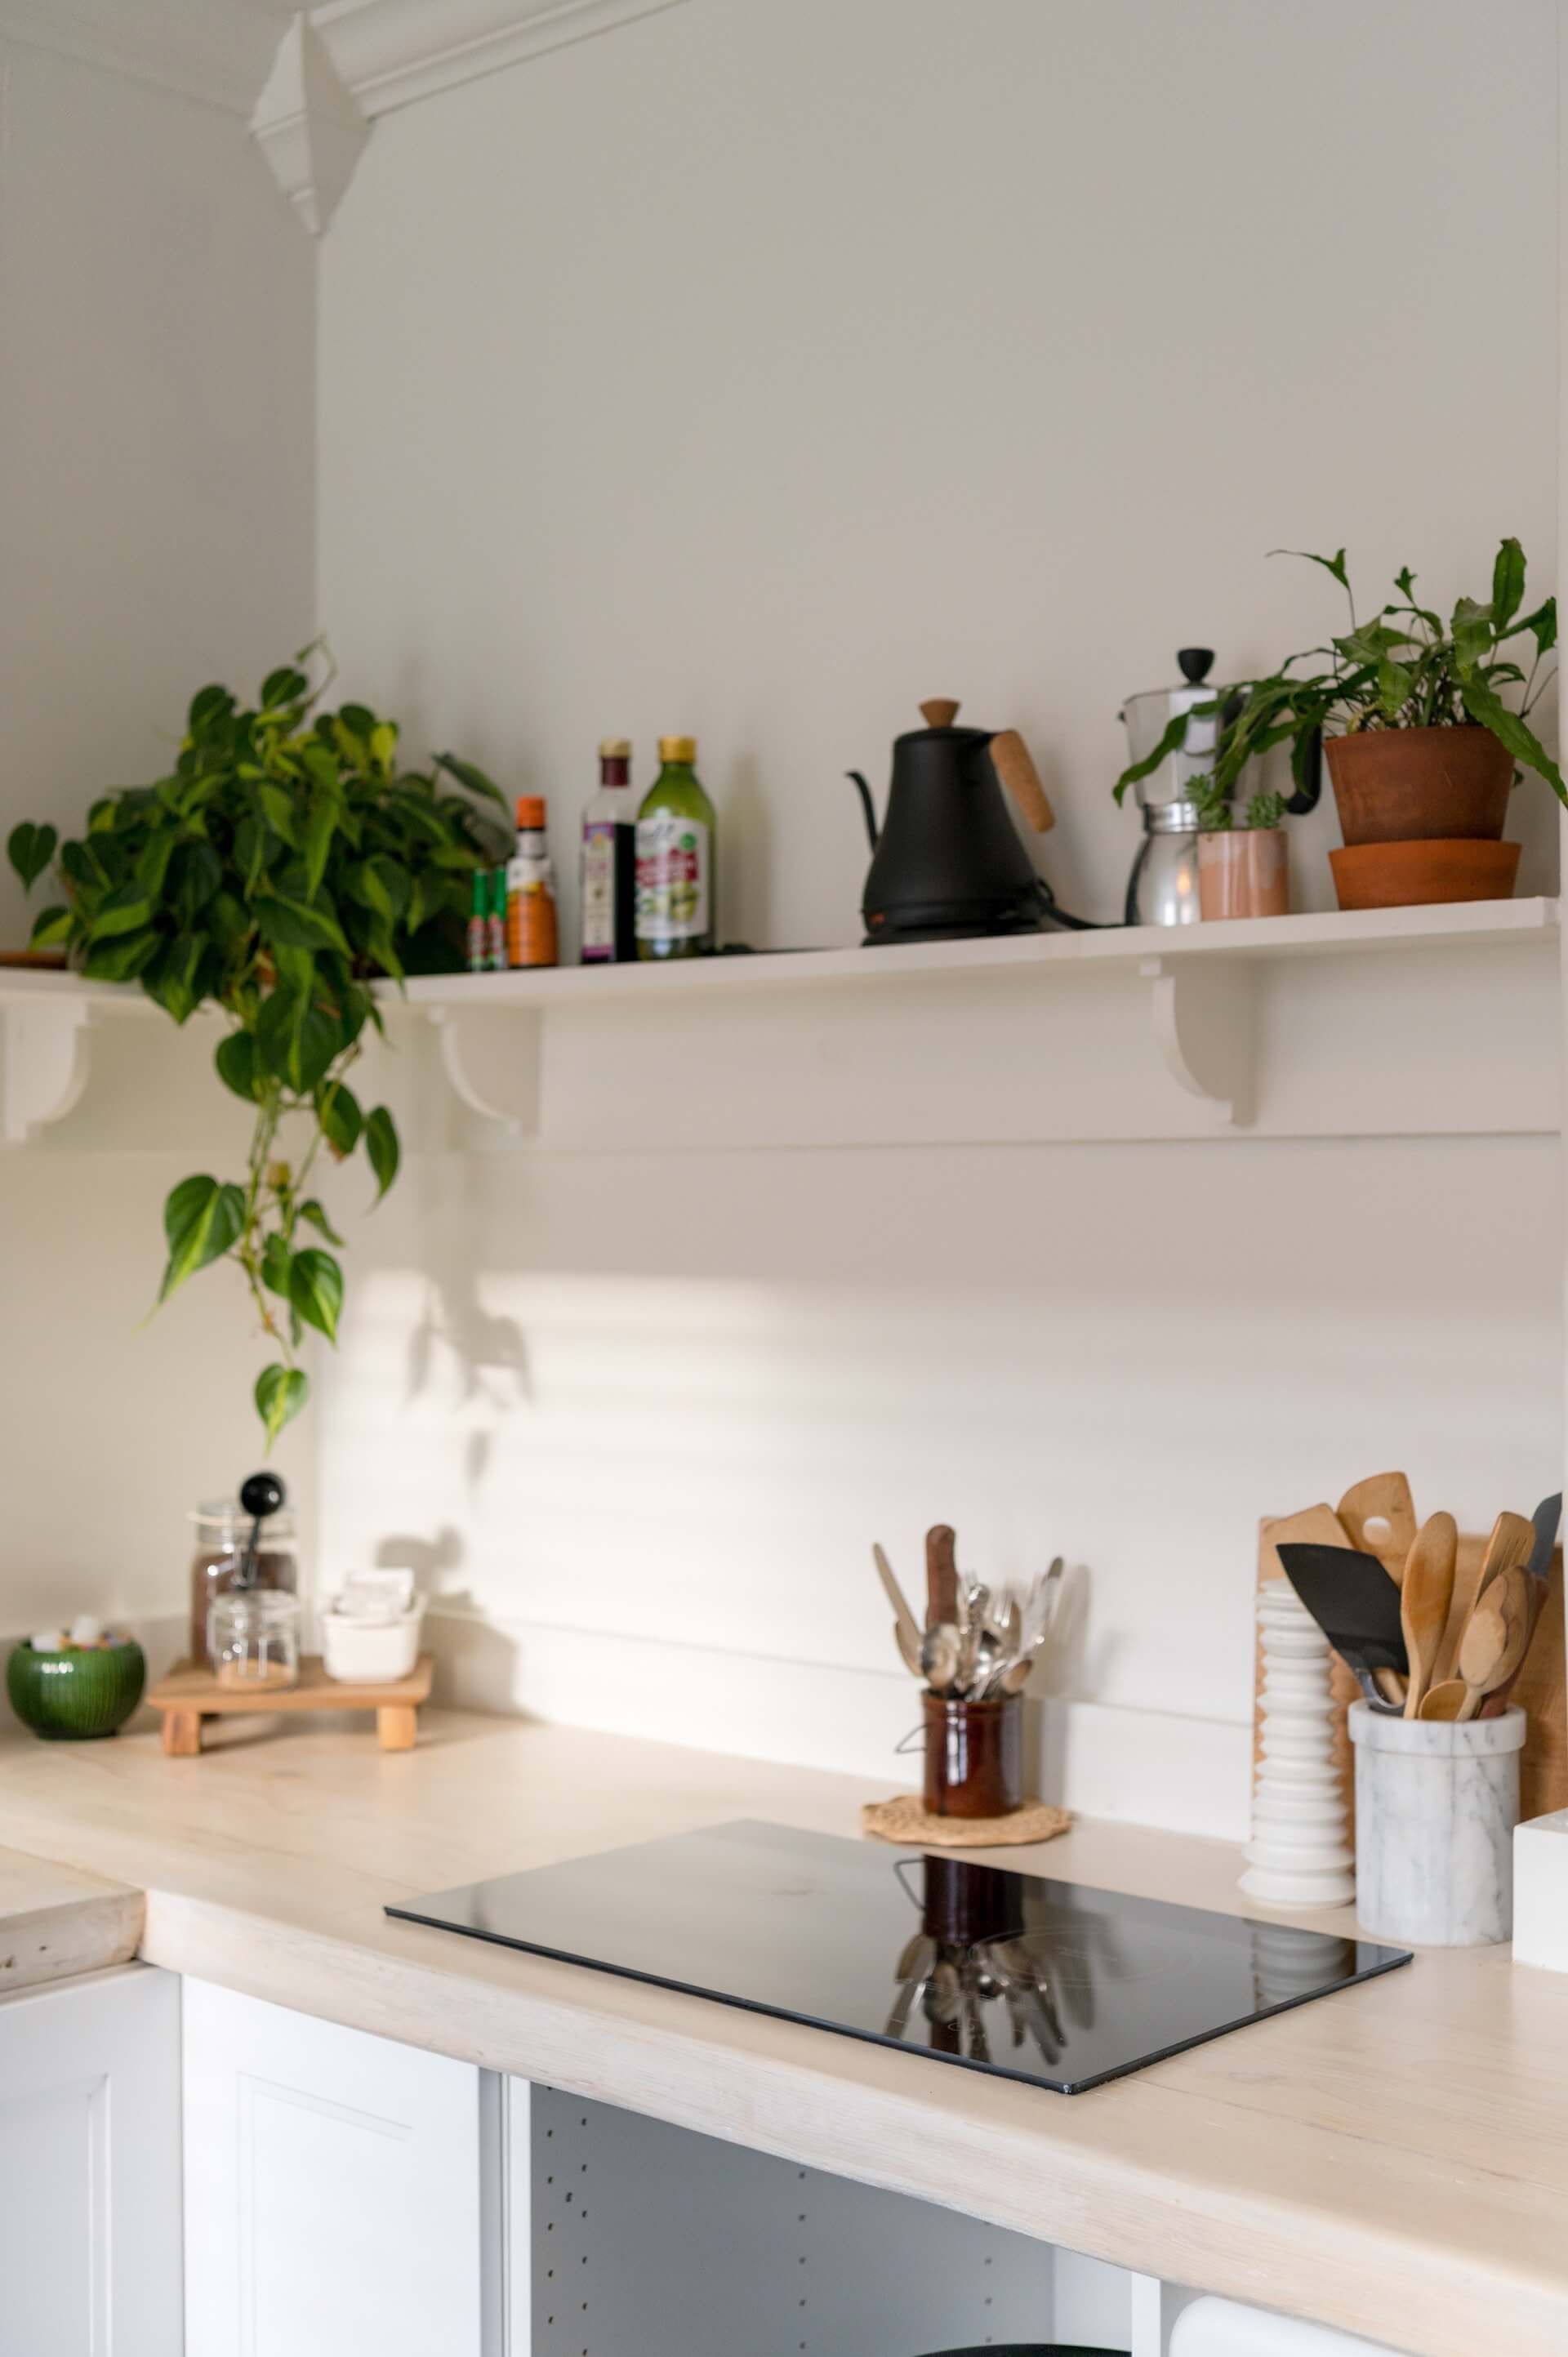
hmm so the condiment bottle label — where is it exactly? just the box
[581,820,617,959]
[507,877,559,968]
[635,814,709,942]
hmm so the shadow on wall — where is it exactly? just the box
[423,1607,523,1716]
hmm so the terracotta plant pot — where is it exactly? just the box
[1325,726,1512,845]
[1329,839,1520,911]
[1196,828,1289,920]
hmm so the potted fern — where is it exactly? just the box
[1116,539,1561,908]
[7,649,508,1445]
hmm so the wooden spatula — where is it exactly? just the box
[1480,1494,1562,1718]
[1337,1473,1417,1585]
[1419,1566,1535,1722]
[1432,1509,1534,1686]
[1400,1513,1457,1718]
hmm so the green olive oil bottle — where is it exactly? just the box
[635,735,715,960]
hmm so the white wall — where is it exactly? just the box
[310,0,1565,1834]
[320,0,1561,939]
[0,36,316,1660]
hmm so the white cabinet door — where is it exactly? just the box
[182,1978,486,2357]
[0,1963,183,2357]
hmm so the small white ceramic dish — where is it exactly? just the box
[321,1599,424,1684]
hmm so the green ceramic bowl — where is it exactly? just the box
[7,1639,145,1740]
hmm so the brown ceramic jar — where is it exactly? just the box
[921,1691,1022,1819]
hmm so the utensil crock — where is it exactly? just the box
[1348,1700,1525,1946]
[921,1691,1023,1819]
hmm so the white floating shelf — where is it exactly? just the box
[1,896,1557,1147]
[398,893,1561,1005]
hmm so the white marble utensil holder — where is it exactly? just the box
[1348,1700,1525,1947]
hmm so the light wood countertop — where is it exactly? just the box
[0,1841,141,1994]
[0,1709,1561,2357]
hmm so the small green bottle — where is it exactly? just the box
[635,735,715,960]
[466,869,489,973]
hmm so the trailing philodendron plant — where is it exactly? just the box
[7,650,507,1446]
[1115,538,1562,809]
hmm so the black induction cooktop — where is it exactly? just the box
[388,1819,1410,2096]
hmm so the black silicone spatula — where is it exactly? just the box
[1529,1492,1561,1582]
[1276,1542,1409,1715]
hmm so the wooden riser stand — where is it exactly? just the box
[149,1655,433,1757]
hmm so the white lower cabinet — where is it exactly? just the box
[1171,2297,1399,2357]
[182,1978,495,2357]
[0,1964,183,2357]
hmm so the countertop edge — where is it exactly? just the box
[0,1883,144,1997]
[138,1883,1566,2357]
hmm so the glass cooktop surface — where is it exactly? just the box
[388,1819,1410,2096]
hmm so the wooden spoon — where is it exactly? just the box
[1420,1566,1535,1721]
[1432,1509,1534,1686]
[1337,1473,1417,1586]
[872,1544,924,1667]
[1400,1512,1457,1718]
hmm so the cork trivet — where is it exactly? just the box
[862,1795,1070,1849]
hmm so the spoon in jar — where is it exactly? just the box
[235,1470,285,1593]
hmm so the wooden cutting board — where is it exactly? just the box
[1254,1517,1566,1833]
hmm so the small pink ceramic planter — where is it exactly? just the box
[1197,827,1289,920]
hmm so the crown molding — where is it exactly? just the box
[251,14,369,234]
[309,0,688,120]
[248,0,686,234]
[0,0,285,116]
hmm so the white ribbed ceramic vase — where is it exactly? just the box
[1348,1700,1525,1947]
[1241,1582,1354,1909]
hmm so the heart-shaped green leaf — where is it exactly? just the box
[255,1362,309,1447]
[366,1106,399,1203]
[289,1247,343,1344]
[159,1175,244,1304]
[317,1077,363,1156]
[28,905,71,949]
[298,1196,345,1247]
[8,822,59,892]
[261,1233,293,1299]
[256,894,349,956]
[432,750,510,809]
[215,1030,261,1102]
[86,880,153,939]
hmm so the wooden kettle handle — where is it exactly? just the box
[990,730,1054,833]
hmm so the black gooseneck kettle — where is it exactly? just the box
[849,700,1099,943]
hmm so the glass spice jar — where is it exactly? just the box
[207,1590,301,1693]
[189,1499,297,1666]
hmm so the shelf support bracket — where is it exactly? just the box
[1,997,96,1145]
[1140,955,1253,1126]
[425,1005,541,1138]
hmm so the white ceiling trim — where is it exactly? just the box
[310,0,688,121]
[0,0,283,115]
[251,16,369,234]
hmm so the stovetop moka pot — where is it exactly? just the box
[849,700,1094,942]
